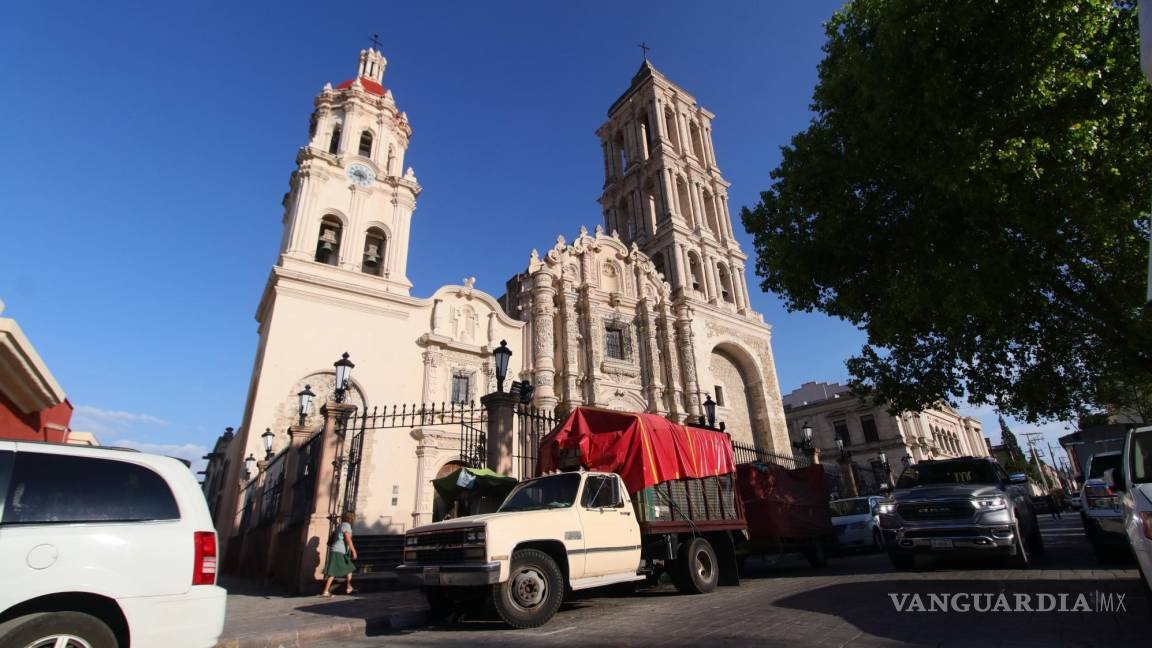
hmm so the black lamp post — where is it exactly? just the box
[333,352,355,403]
[297,384,315,426]
[836,437,852,461]
[493,340,512,392]
[793,421,814,453]
[243,453,257,479]
[703,394,717,428]
[261,428,275,460]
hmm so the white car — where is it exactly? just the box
[830,496,884,551]
[1116,426,1152,596]
[0,440,226,648]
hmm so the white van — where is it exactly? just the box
[1115,426,1152,595]
[0,440,226,648]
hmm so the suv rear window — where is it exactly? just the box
[2,452,180,524]
[1087,453,1122,480]
[896,461,999,488]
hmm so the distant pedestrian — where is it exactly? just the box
[1045,492,1062,520]
[320,511,358,597]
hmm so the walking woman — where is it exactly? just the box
[320,511,358,597]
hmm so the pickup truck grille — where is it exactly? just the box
[897,501,974,521]
[404,529,483,565]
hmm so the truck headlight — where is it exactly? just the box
[405,535,418,546]
[973,496,1006,510]
[878,502,897,515]
[464,529,486,543]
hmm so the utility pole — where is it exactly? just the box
[1047,442,1065,490]
[1020,432,1052,491]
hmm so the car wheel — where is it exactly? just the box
[673,537,720,594]
[1026,516,1045,556]
[1008,522,1031,568]
[888,550,915,570]
[0,612,118,648]
[491,549,565,629]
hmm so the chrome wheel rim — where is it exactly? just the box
[510,567,547,609]
[24,636,94,648]
[694,548,714,582]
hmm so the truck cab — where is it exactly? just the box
[397,470,646,628]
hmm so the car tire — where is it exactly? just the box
[673,537,719,594]
[1026,516,1045,556]
[492,549,565,629]
[1008,522,1031,568]
[888,550,915,570]
[0,612,118,648]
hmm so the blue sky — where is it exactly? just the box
[0,1,1073,471]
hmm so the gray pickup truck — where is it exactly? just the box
[878,456,1043,569]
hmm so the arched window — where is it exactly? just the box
[717,265,734,303]
[665,107,680,153]
[358,131,373,158]
[315,216,342,266]
[614,131,628,175]
[676,178,694,229]
[328,125,342,154]
[637,112,652,160]
[361,227,387,276]
[689,121,704,159]
[652,252,667,283]
[688,253,704,294]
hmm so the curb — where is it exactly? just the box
[215,608,428,648]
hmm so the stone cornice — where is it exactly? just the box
[0,318,66,413]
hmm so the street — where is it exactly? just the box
[308,516,1150,647]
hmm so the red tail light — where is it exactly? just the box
[193,531,217,586]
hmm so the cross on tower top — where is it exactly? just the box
[638,42,650,61]
[369,33,384,51]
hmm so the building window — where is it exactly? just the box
[361,227,387,276]
[358,131,373,157]
[714,385,725,406]
[605,328,625,360]
[328,125,342,154]
[861,415,879,443]
[315,216,342,265]
[833,420,851,445]
[451,373,470,403]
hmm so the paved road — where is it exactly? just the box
[310,516,1150,647]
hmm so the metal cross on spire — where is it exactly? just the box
[369,33,384,51]
[638,42,651,61]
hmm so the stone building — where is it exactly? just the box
[214,50,792,552]
[782,381,988,473]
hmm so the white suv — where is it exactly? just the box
[0,440,226,648]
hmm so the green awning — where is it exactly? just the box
[432,466,518,500]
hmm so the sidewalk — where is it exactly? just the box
[214,577,428,648]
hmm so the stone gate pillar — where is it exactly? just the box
[297,401,356,593]
[530,271,558,410]
[482,391,519,476]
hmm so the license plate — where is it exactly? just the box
[930,539,954,550]
[423,566,441,584]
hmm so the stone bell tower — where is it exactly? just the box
[277,46,422,295]
[596,60,754,315]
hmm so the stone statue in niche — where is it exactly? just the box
[454,305,478,343]
[602,262,620,293]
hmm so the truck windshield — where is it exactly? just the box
[1129,432,1152,485]
[896,461,998,488]
[499,473,581,512]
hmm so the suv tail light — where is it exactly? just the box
[193,531,217,586]
[1141,512,1152,541]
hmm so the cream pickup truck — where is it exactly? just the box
[397,468,744,628]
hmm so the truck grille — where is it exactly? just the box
[404,529,482,565]
[897,501,974,521]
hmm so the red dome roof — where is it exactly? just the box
[335,77,386,96]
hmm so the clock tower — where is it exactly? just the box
[277,46,421,295]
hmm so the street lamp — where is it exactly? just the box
[261,428,275,460]
[793,421,814,453]
[703,394,717,428]
[333,352,355,403]
[493,340,512,392]
[297,384,315,425]
[243,453,257,479]
[836,437,852,461]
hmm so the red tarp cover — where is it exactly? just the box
[737,463,833,540]
[537,407,737,493]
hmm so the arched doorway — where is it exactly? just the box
[708,345,769,449]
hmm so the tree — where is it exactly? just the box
[998,416,1038,483]
[741,0,1152,422]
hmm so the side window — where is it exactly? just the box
[581,476,622,508]
[2,452,179,525]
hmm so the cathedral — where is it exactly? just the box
[214,48,790,540]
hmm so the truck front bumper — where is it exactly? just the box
[885,524,1016,553]
[396,561,502,587]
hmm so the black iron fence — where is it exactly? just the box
[258,452,286,527]
[731,440,810,470]
[290,432,322,526]
[514,404,559,479]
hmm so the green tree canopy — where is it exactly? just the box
[742,0,1152,421]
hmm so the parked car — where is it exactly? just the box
[1114,426,1152,596]
[1067,491,1082,512]
[1078,450,1129,561]
[830,496,884,552]
[878,456,1042,569]
[0,440,226,648]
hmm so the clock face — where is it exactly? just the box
[347,163,375,187]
